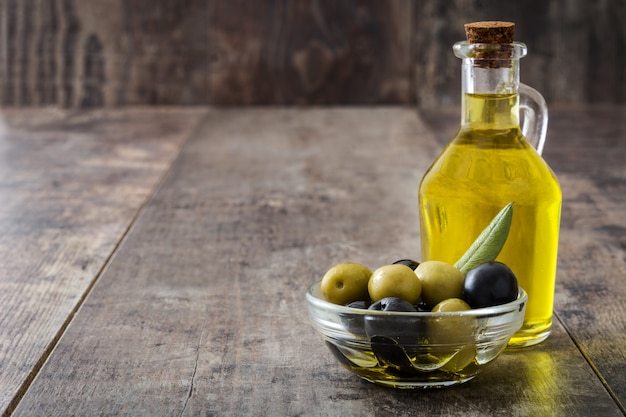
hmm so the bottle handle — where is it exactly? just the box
[519,83,548,155]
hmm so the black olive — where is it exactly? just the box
[414,301,431,312]
[364,297,419,346]
[370,336,419,376]
[463,262,519,308]
[392,259,420,271]
[346,300,369,309]
[339,300,369,337]
[368,297,417,312]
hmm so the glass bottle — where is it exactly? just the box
[418,34,562,347]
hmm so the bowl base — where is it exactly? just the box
[363,375,476,389]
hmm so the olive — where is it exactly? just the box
[364,297,420,346]
[339,300,369,337]
[368,297,416,313]
[321,262,372,305]
[431,298,471,313]
[392,259,420,271]
[463,262,519,308]
[429,315,476,347]
[414,301,431,312]
[370,336,418,376]
[368,264,422,304]
[439,344,477,373]
[428,297,475,347]
[415,261,465,307]
[346,300,369,310]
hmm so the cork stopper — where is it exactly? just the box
[463,21,515,68]
[465,21,515,44]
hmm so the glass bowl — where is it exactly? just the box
[306,281,527,389]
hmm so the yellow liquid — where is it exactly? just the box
[327,341,481,388]
[419,94,562,347]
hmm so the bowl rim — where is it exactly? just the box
[306,280,527,318]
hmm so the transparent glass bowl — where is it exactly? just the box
[306,281,527,389]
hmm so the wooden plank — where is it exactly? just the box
[0,0,411,107]
[547,106,626,410]
[0,0,209,107]
[0,108,205,416]
[413,0,626,107]
[207,0,412,105]
[13,108,624,416]
[1,0,625,107]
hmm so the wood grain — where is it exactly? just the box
[413,0,626,107]
[11,108,625,416]
[0,108,205,416]
[547,106,626,408]
[0,0,209,107]
[1,0,624,107]
[207,0,412,105]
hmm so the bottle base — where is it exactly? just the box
[508,326,551,348]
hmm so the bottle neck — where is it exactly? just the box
[460,59,520,130]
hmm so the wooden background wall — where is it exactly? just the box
[0,0,624,108]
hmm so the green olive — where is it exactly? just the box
[415,260,465,307]
[439,344,477,373]
[432,298,471,313]
[429,293,476,369]
[321,262,372,305]
[430,297,472,345]
[429,298,476,346]
[368,264,422,304]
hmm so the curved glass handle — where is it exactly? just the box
[519,83,548,155]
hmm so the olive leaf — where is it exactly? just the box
[454,203,513,275]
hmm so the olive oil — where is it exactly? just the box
[327,341,480,388]
[419,93,561,347]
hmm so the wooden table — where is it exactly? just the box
[0,106,624,416]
